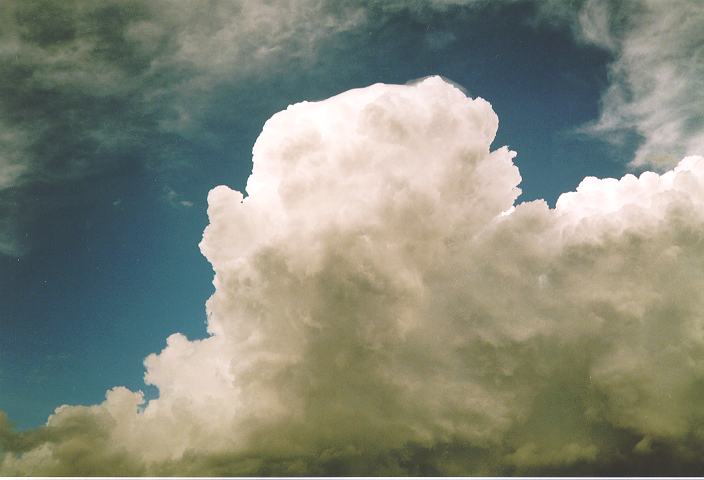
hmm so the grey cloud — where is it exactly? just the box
[0,0,364,255]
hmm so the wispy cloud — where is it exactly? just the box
[163,186,193,208]
[0,0,365,255]
[538,0,704,168]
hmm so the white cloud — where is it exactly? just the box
[2,77,704,475]
[163,186,193,208]
[545,0,704,169]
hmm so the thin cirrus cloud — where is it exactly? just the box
[538,0,704,169]
[2,77,704,475]
[0,0,364,255]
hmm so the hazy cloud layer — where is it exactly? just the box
[2,77,704,475]
[0,0,363,255]
[539,0,704,168]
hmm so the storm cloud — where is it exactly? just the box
[2,77,704,475]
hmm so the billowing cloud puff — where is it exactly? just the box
[3,77,704,475]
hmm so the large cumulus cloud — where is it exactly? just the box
[3,77,704,475]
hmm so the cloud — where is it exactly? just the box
[3,77,704,475]
[0,0,365,255]
[538,0,704,169]
[163,186,193,208]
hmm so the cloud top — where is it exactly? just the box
[2,77,704,475]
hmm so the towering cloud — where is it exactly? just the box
[3,77,704,475]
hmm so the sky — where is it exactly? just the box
[1,0,704,476]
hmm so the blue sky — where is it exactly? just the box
[1,0,704,476]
